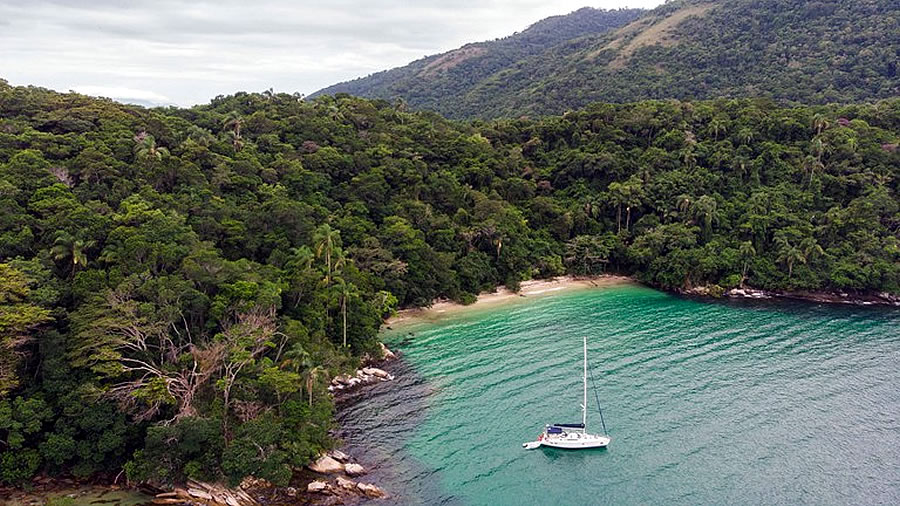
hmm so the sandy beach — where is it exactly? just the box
[385,275,633,326]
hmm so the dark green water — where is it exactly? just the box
[337,284,900,505]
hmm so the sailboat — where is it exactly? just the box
[522,336,610,450]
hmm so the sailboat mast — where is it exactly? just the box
[583,335,587,428]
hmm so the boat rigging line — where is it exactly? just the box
[588,359,608,436]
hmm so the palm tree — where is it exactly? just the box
[333,276,360,348]
[802,155,825,186]
[675,194,693,220]
[737,127,754,145]
[775,235,804,278]
[812,113,830,135]
[811,136,827,162]
[607,182,627,233]
[710,116,728,141]
[222,111,244,152]
[302,363,324,408]
[738,241,756,286]
[51,231,95,276]
[288,246,315,272]
[800,237,824,263]
[691,195,721,237]
[313,224,342,286]
[133,132,168,161]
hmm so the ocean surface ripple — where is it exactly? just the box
[338,285,900,505]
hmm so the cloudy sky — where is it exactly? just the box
[1,0,663,107]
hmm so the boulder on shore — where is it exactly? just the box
[308,455,345,474]
[356,482,387,498]
[331,374,352,386]
[328,449,350,462]
[362,367,390,379]
[335,476,356,490]
[344,463,366,476]
[307,481,328,493]
[380,342,396,360]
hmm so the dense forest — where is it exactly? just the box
[315,0,900,119]
[1,79,898,488]
[312,6,642,113]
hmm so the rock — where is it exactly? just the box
[344,463,366,476]
[336,476,356,490]
[380,342,396,360]
[284,487,297,497]
[307,481,328,493]
[329,449,350,462]
[239,476,272,490]
[151,500,184,505]
[309,455,345,474]
[362,367,390,379]
[188,488,213,500]
[356,482,387,498]
[347,377,362,387]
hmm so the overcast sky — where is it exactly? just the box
[1,0,664,107]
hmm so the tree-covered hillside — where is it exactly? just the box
[314,0,900,119]
[0,79,898,488]
[310,7,644,112]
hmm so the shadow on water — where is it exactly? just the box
[335,357,464,505]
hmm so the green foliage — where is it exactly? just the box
[314,0,900,119]
[125,417,225,484]
[0,79,897,488]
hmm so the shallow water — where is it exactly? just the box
[338,284,900,505]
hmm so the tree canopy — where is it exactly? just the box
[0,78,897,487]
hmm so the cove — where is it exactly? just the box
[338,284,900,505]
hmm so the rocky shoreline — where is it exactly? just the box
[10,279,894,505]
[676,285,900,307]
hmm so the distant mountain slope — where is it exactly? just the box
[313,0,900,119]
[310,7,644,112]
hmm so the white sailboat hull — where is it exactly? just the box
[539,433,610,449]
[522,432,611,450]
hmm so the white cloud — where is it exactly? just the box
[71,86,173,104]
[0,0,664,106]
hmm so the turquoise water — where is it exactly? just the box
[337,284,900,505]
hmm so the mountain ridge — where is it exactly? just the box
[313,0,900,119]
[310,7,644,111]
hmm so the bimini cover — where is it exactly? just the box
[547,426,563,434]
[553,423,585,428]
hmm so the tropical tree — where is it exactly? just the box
[0,264,52,397]
[802,155,825,186]
[738,241,756,286]
[50,231,95,276]
[332,275,359,348]
[691,195,721,238]
[313,224,342,286]
[133,132,169,161]
[774,234,804,278]
[222,111,244,152]
[812,113,830,135]
[710,116,728,141]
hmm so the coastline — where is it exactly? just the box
[677,285,900,307]
[9,276,895,505]
[386,275,634,327]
